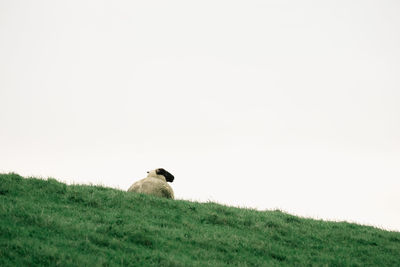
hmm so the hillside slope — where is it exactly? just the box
[0,173,399,266]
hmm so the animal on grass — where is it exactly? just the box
[127,168,175,199]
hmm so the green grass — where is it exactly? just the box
[0,173,399,266]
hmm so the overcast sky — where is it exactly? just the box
[1,0,399,231]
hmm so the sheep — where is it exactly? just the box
[127,168,175,199]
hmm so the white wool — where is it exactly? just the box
[127,169,174,199]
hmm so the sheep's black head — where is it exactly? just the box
[156,168,174,183]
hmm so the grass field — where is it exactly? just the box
[0,173,399,266]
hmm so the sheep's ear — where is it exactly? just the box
[155,169,161,175]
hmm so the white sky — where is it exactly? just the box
[1,0,399,231]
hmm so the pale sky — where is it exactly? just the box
[1,1,399,231]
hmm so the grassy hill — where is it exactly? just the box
[0,173,399,266]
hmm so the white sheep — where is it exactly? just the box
[127,168,175,199]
